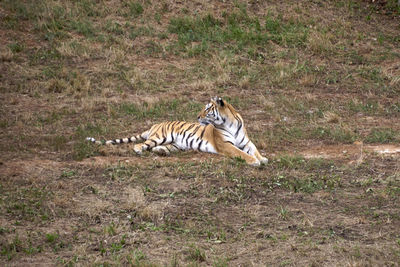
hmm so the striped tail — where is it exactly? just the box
[86,134,144,145]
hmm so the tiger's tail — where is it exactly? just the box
[86,132,147,145]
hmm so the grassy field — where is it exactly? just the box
[1,0,400,265]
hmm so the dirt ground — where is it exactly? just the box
[1,0,400,266]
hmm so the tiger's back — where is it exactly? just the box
[136,121,217,154]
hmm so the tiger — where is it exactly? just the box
[86,97,268,166]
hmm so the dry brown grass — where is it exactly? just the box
[307,31,336,56]
[323,111,341,124]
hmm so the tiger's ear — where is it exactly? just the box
[216,97,225,107]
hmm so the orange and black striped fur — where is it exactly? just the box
[86,97,268,166]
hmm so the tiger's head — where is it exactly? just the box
[198,97,243,127]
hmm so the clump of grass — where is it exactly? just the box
[70,19,96,38]
[49,135,68,152]
[8,42,24,53]
[186,245,206,262]
[307,30,336,56]
[322,111,340,123]
[60,169,77,179]
[104,20,124,35]
[274,155,306,169]
[277,205,290,220]
[311,126,357,144]
[125,1,144,18]
[47,78,68,93]
[128,249,147,266]
[29,47,62,64]
[268,60,311,88]
[365,128,398,143]
[72,142,97,161]
[46,70,93,96]
[110,235,126,254]
[206,227,227,243]
[73,123,104,160]
[389,102,400,113]
[128,25,154,40]
[45,233,58,243]
[144,40,164,57]
[105,223,117,236]
[0,235,22,260]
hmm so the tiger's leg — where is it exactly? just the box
[254,150,268,164]
[133,129,171,155]
[218,142,260,166]
[152,144,180,156]
[243,141,268,164]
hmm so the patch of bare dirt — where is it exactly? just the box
[300,143,400,163]
[0,159,63,181]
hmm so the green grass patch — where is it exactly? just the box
[144,40,164,57]
[273,155,334,171]
[386,102,400,114]
[8,42,24,53]
[104,21,125,36]
[127,249,148,266]
[359,67,384,83]
[274,155,306,169]
[70,19,96,38]
[365,128,398,143]
[73,123,106,160]
[60,169,77,179]
[125,1,144,18]
[29,46,62,65]
[74,0,102,17]
[0,235,22,260]
[128,25,155,40]
[311,126,358,144]
[45,233,58,243]
[262,126,306,146]
[0,120,9,128]
[1,0,41,20]
[267,173,342,193]
[168,11,308,57]
[347,99,380,114]
[264,124,358,146]
[2,186,53,222]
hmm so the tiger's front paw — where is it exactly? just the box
[152,146,169,156]
[260,157,268,165]
[250,160,261,167]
